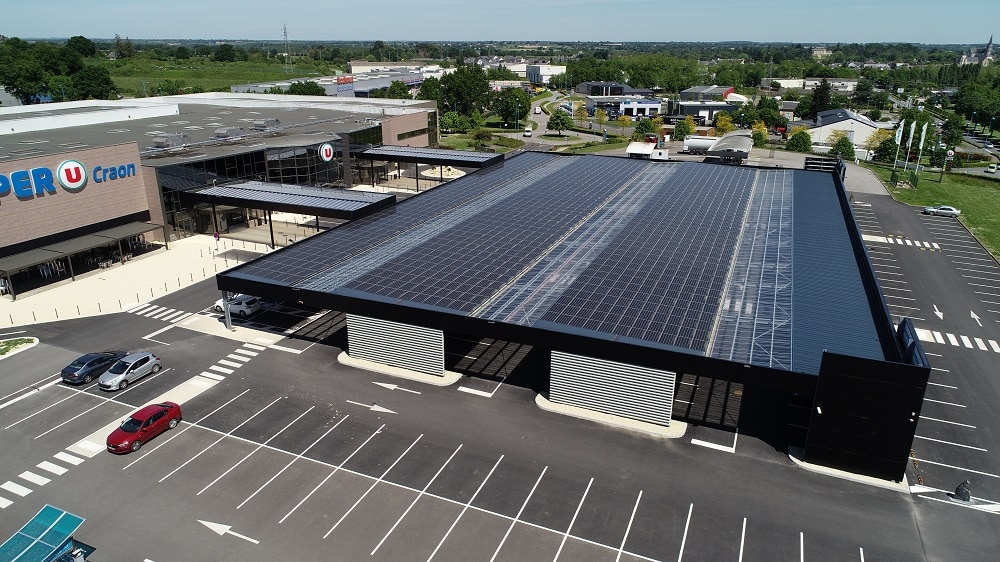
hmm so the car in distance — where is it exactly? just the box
[61,351,128,384]
[922,205,961,218]
[98,351,161,391]
[523,126,532,137]
[533,106,541,114]
[107,402,182,453]
[987,164,998,174]
[985,141,994,149]
[214,294,261,317]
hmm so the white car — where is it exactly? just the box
[214,294,261,317]
[922,205,961,218]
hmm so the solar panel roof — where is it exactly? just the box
[221,152,886,375]
[0,504,85,562]
[192,181,394,215]
[358,145,504,167]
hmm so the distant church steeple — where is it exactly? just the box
[958,36,995,66]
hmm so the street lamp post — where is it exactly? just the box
[740,113,745,129]
[971,111,978,135]
[990,116,996,139]
[516,101,520,132]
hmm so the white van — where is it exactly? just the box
[523,126,532,137]
[533,106,541,114]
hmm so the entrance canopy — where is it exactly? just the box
[184,181,396,220]
[0,222,162,276]
[357,146,504,168]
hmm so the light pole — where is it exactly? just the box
[516,101,520,132]
[740,113,745,129]
[971,111,977,135]
[989,116,995,139]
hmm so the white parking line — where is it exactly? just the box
[0,378,61,413]
[198,406,313,495]
[914,435,987,451]
[927,382,958,389]
[920,416,976,428]
[490,466,548,562]
[279,424,385,525]
[678,503,694,562]
[738,517,747,562]
[36,461,67,476]
[616,491,643,562]
[553,477,594,562]
[0,372,61,405]
[159,396,282,483]
[914,458,1000,479]
[371,444,463,555]
[237,415,349,509]
[427,455,504,562]
[323,434,424,539]
[924,398,966,407]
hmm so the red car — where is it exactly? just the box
[107,402,182,454]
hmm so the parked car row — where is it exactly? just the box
[61,350,162,390]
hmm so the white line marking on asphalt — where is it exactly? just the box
[427,454,504,562]
[490,466,548,562]
[124,389,249,471]
[209,365,234,375]
[923,398,966,407]
[371,444,463,555]
[181,315,199,326]
[226,354,251,362]
[800,531,805,562]
[151,308,176,319]
[946,333,960,346]
[34,369,172,440]
[975,338,988,351]
[268,343,302,354]
[238,415,349,509]
[18,471,49,487]
[678,503,694,562]
[0,496,11,508]
[457,386,492,397]
[279,424,385,525]
[54,452,83,465]
[323,434,424,539]
[142,306,167,317]
[36,461,67,476]
[217,359,242,368]
[254,337,274,344]
[0,330,27,337]
[917,494,1000,514]
[738,517,747,562]
[920,416,976,428]
[914,435,987,451]
[159,310,186,322]
[243,343,267,351]
[233,348,258,357]
[198,406,313,496]
[0,372,61,406]
[199,371,226,381]
[960,335,973,348]
[76,440,103,452]
[1,481,32,496]
[159,396,282,483]
[170,312,193,323]
[933,331,944,344]
[931,366,950,372]
[143,324,175,344]
[615,491,643,562]
[125,303,152,313]
[914,458,1000,479]
[928,382,958,389]
[553,477,594,562]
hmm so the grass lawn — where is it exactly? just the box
[559,141,630,155]
[0,338,34,357]
[865,164,1000,257]
[106,58,326,95]
[438,133,523,153]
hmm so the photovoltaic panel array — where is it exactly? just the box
[359,145,504,166]
[536,164,756,351]
[196,182,393,212]
[230,151,559,285]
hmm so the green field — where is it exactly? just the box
[866,164,1000,257]
[105,58,328,95]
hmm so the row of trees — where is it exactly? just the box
[0,36,117,104]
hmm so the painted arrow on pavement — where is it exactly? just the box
[198,520,260,544]
[346,400,397,414]
[933,305,944,320]
[972,311,982,327]
[373,382,421,394]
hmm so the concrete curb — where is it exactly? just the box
[337,351,462,387]
[534,394,687,439]
[787,447,909,493]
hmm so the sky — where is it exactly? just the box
[3,0,998,45]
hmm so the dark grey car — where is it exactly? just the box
[61,351,129,384]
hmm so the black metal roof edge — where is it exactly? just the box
[831,160,902,362]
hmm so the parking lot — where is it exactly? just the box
[0,288,929,561]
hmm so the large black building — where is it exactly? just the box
[218,152,930,481]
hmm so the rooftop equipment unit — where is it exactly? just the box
[151,133,190,148]
[250,118,281,131]
[214,126,244,139]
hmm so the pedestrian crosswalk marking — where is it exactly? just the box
[914,327,1000,354]
[861,234,940,250]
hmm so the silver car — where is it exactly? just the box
[922,205,961,218]
[98,352,162,391]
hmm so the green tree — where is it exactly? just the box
[713,113,735,135]
[595,108,608,130]
[616,114,631,136]
[469,108,486,130]
[751,121,768,147]
[287,81,326,96]
[65,36,97,58]
[212,44,236,63]
[113,34,135,59]
[0,58,46,104]
[491,87,530,127]
[174,46,191,60]
[942,112,966,147]
[928,148,947,168]
[441,64,490,116]
[873,139,898,163]
[385,80,412,100]
[573,104,588,126]
[830,136,856,159]
[786,130,813,152]
[486,65,519,81]
[71,65,116,100]
[634,118,654,136]
[864,109,882,122]
[672,115,695,140]
[809,78,833,119]
[472,128,492,146]
[439,111,460,132]
[417,76,444,108]
[548,111,573,135]
[864,128,893,152]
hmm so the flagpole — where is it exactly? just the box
[893,119,904,170]
[916,122,929,177]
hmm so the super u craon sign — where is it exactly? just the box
[0,158,136,204]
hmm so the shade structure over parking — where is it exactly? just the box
[0,505,86,562]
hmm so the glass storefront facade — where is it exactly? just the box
[157,127,382,238]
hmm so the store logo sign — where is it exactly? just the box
[0,159,135,204]
[319,143,334,162]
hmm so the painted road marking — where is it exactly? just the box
[151,308,176,319]
[209,365,234,375]
[427,455,504,562]
[491,466,548,562]
[171,312,193,323]
[920,416,976,429]
[553,477,595,562]
[54,452,83,466]
[244,343,267,351]
[199,371,226,381]
[914,435,987,451]
[226,354,251,362]
[19,471,49,486]
[1,481,32,496]
[960,335,973,348]
[924,398,966,407]
[946,333,960,346]
[36,461,67,476]
[233,349,258,357]
[0,496,11,509]
[975,338,988,351]
[217,359,243,368]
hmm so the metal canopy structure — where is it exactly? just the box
[184,181,396,220]
[0,504,85,562]
[356,145,505,168]
[706,130,754,162]
[218,152,930,480]
[0,222,162,276]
